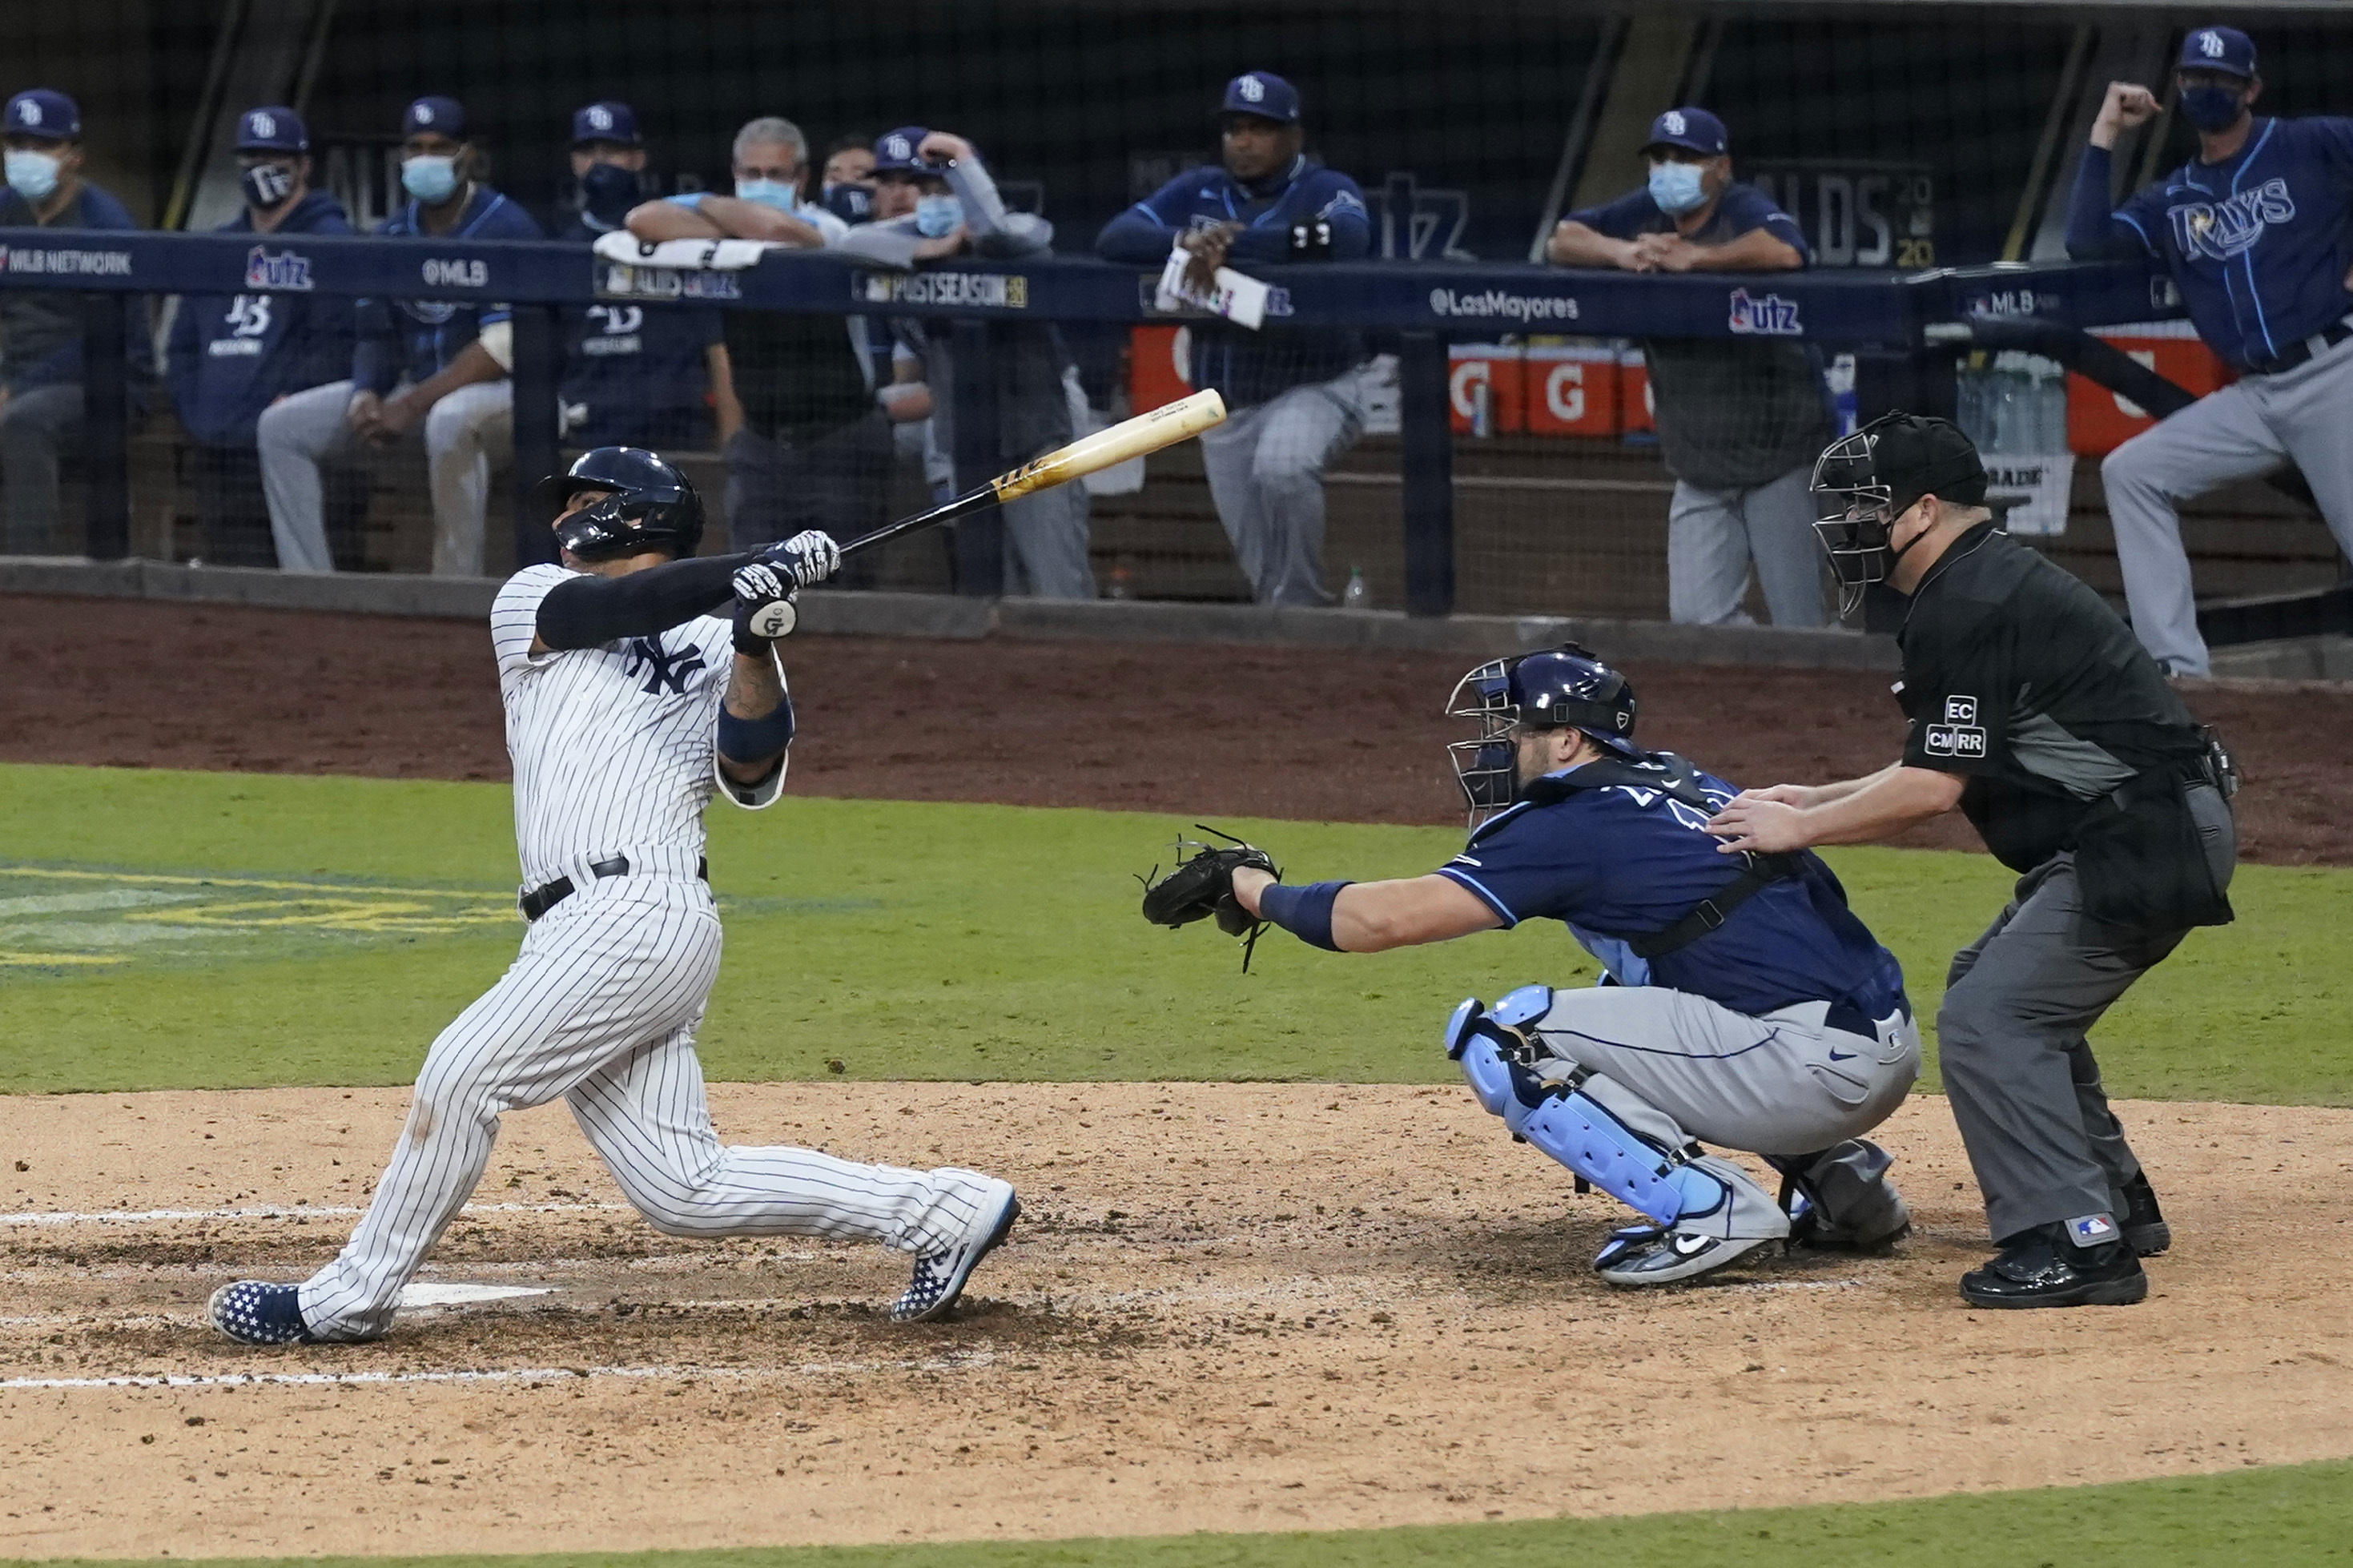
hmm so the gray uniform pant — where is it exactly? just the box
[1667,464,1829,628]
[1937,806,2232,1242]
[0,383,83,554]
[1526,984,1920,1232]
[723,414,891,552]
[1001,478,1096,599]
[2100,332,2353,677]
[1197,365,1372,607]
[258,378,513,577]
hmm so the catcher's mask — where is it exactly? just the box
[1446,643,1639,825]
[1809,412,1986,617]
[536,445,706,561]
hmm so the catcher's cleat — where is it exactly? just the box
[1958,1223,2147,1309]
[891,1179,1020,1323]
[1594,1224,1776,1286]
[2120,1170,2170,1257]
[208,1281,316,1345]
[1784,1185,1912,1254]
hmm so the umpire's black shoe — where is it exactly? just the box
[2121,1171,2171,1256]
[1959,1223,2146,1309]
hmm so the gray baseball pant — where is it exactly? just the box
[1937,794,2232,1244]
[259,378,513,577]
[2100,332,2353,677]
[1002,478,1096,599]
[1526,983,1920,1232]
[1667,464,1829,628]
[1197,367,1371,607]
[0,382,84,554]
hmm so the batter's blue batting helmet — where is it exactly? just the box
[537,447,706,561]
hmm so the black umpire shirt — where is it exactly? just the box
[1895,523,2222,923]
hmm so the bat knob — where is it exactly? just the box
[747,598,798,640]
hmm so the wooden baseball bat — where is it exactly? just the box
[838,388,1227,559]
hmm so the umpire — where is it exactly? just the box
[2067,26,2353,677]
[1707,413,2238,1309]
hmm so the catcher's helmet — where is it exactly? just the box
[535,446,706,561]
[1809,412,1985,617]
[1446,643,1639,822]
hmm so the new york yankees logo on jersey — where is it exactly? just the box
[625,633,706,696]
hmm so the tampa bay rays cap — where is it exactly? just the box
[4,89,82,141]
[2178,25,2257,78]
[871,126,931,175]
[235,106,308,154]
[1643,107,1728,158]
[571,100,640,146]
[1220,71,1301,123]
[402,95,468,139]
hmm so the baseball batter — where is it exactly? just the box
[1142,645,1918,1285]
[2066,25,2353,677]
[210,447,1018,1345]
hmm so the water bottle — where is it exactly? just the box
[1341,566,1370,609]
[1989,352,2029,454]
[2036,356,2072,454]
[1106,561,1133,601]
[1826,353,1859,438]
[1956,364,1988,450]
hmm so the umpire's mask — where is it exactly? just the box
[1809,412,1987,618]
[1446,644,1639,827]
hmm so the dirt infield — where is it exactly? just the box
[3,1084,2351,1559]
[4,592,2351,864]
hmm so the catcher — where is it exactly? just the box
[1143,645,1919,1285]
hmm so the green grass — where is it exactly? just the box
[2,762,2348,1103]
[11,1456,2353,1566]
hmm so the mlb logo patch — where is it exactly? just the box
[2070,1213,2118,1244]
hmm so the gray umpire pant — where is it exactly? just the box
[2100,331,2353,677]
[1197,365,1373,607]
[1937,797,2232,1244]
[0,382,84,554]
[1666,464,1829,628]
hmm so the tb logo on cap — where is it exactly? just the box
[17,100,41,127]
[2198,29,2225,57]
[884,134,911,159]
[250,111,276,139]
[1663,110,1687,135]
[586,104,613,131]
[1238,74,1265,103]
[414,103,435,124]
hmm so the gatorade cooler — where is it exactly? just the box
[1522,344,1619,437]
[1128,324,1194,414]
[1618,345,1655,437]
[2066,321,2234,456]
[1448,343,1524,435]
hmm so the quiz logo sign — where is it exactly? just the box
[1728,287,1802,335]
[243,246,314,291]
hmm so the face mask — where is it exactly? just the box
[914,193,962,238]
[5,149,61,203]
[2179,84,2247,135]
[578,160,638,230]
[400,154,460,204]
[240,162,296,211]
[1647,161,1708,216]
[734,177,799,213]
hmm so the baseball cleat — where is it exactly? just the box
[1958,1223,2147,1309]
[891,1179,1020,1323]
[1594,1224,1776,1286]
[2120,1171,2171,1256]
[207,1281,316,1345]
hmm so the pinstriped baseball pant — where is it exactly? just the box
[299,876,995,1341]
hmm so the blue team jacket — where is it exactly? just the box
[352,185,542,393]
[2067,118,2353,370]
[167,191,356,447]
[554,214,721,448]
[1096,155,1371,407]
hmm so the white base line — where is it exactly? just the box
[0,1353,996,1392]
[0,1201,629,1228]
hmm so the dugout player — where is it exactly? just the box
[1547,108,1831,629]
[0,90,143,556]
[1096,71,1374,607]
[1707,413,2238,1309]
[557,102,727,451]
[847,127,1095,597]
[1217,646,1920,1285]
[165,107,356,568]
[208,449,1019,1345]
[257,96,543,577]
[2067,26,2353,679]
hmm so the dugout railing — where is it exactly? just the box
[0,229,2195,620]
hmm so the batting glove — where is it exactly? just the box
[759,529,842,589]
[731,561,798,650]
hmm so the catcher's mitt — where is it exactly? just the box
[1140,825,1281,967]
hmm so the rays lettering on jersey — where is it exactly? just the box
[624,633,706,696]
[1607,782,1736,831]
[2168,178,2296,263]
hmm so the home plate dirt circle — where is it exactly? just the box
[3,1082,2351,1560]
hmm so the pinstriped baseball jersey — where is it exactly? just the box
[491,564,780,887]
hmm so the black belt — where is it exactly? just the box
[520,854,708,923]
[2244,313,2353,376]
